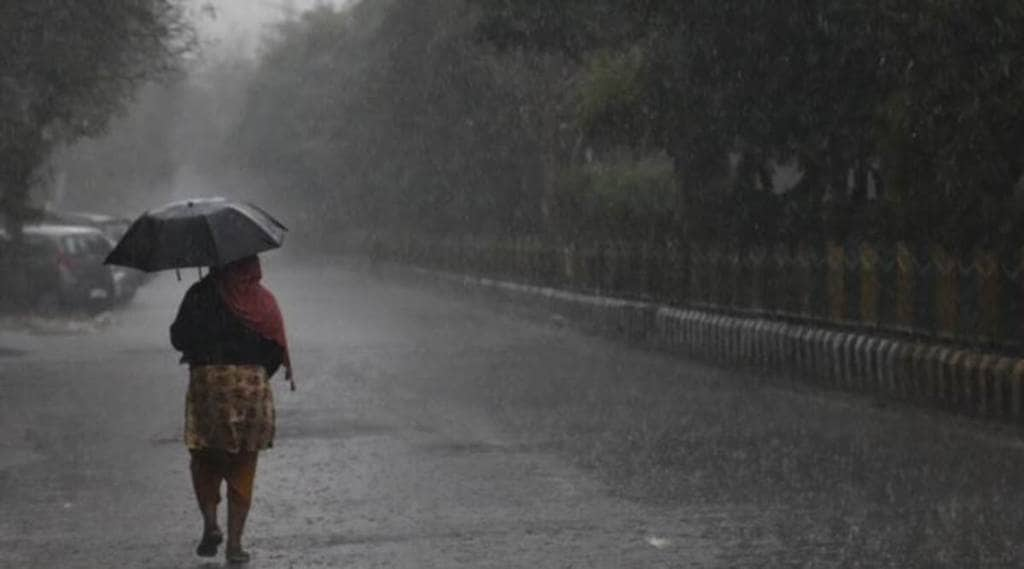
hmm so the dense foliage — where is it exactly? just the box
[472,0,1024,247]
[232,1,1024,248]
[234,1,555,243]
[0,0,192,227]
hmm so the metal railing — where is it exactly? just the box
[372,235,1024,354]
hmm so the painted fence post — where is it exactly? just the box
[895,242,915,331]
[976,251,1002,345]
[826,242,846,324]
[861,243,881,328]
[933,246,959,339]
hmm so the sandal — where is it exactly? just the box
[195,530,223,557]
[225,548,251,564]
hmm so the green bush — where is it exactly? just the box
[553,154,677,241]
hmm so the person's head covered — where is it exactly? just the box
[215,255,262,288]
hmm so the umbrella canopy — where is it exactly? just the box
[104,198,287,271]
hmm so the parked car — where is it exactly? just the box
[58,212,131,244]
[32,209,131,242]
[34,209,150,299]
[19,224,119,312]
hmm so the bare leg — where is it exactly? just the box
[225,451,258,562]
[190,450,224,556]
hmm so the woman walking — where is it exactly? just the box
[171,255,293,563]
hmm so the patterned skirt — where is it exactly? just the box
[185,365,275,453]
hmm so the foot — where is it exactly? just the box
[225,547,251,564]
[195,529,223,557]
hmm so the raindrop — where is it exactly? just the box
[645,536,672,549]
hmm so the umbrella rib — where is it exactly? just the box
[241,202,288,232]
[203,215,221,267]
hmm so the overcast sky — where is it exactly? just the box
[189,0,342,56]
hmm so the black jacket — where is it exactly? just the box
[170,277,285,377]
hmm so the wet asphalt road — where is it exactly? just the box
[2,259,1024,568]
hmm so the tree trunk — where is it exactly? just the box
[0,161,38,310]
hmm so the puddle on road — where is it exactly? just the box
[265,521,618,552]
[418,440,558,456]
[117,346,169,356]
[0,313,115,336]
[275,418,396,441]
[0,347,26,358]
[0,445,45,470]
[149,435,182,446]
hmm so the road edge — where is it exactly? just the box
[397,264,1024,425]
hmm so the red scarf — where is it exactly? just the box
[216,256,292,379]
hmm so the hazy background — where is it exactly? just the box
[192,0,342,55]
[41,0,1024,253]
[49,0,343,224]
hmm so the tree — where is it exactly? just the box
[472,1,1024,245]
[233,0,1024,250]
[234,0,554,242]
[0,0,194,230]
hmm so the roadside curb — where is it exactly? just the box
[413,267,1024,423]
